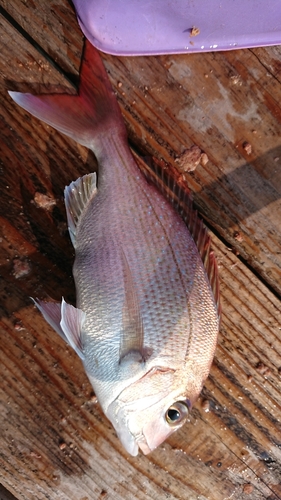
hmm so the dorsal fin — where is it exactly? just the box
[119,247,148,364]
[64,172,97,247]
[133,152,221,321]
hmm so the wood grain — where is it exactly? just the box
[0,1,281,499]
[2,0,281,294]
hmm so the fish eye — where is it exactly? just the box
[165,401,189,426]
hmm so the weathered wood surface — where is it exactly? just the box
[0,1,281,499]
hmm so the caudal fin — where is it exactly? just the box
[8,41,126,153]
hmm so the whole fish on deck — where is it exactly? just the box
[9,41,220,456]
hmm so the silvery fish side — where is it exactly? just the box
[9,41,220,456]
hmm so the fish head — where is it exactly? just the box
[106,365,202,456]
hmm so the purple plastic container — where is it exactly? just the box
[73,0,281,56]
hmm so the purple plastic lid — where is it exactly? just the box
[73,0,281,56]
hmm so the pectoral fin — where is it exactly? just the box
[119,249,150,364]
[33,298,85,360]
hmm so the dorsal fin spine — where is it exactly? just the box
[132,152,221,321]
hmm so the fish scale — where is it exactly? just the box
[70,134,215,431]
[9,40,220,456]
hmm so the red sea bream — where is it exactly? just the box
[9,41,220,456]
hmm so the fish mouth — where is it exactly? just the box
[118,430,152,456]
[135,434,153,455]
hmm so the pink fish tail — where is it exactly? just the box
[8,41,126,153]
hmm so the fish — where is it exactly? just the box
[9,40,220,456]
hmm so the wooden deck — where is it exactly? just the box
[0,1,281,499]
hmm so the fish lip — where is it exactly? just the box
[135,435,152,455]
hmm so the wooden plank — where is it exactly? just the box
[101,48,281,297]
[0,3,281,500]
[0,485,17,500]
[1,233,281,499]
[1,0,281,296]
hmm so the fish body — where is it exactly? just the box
[9,41,220,456]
